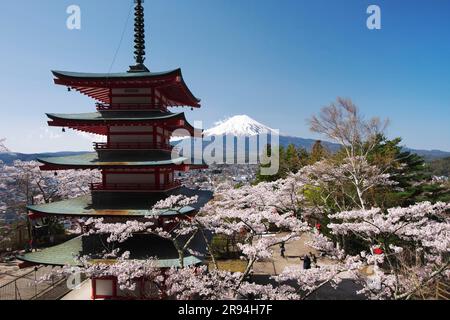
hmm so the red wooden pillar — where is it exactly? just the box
[106,126,111,146]
[151,88,155,107]
[108,88,112,106]
[112,277,118,298]
[102,171,107,187]
[91,278,97,300]
[152,125,157,148]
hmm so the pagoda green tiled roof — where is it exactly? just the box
[52,68,201,107]
[38,151,187,168]
[17,236,202,268]
[52,69,180,80]
[27,195,194,217]
[27,188,214,218]
[46,111,186,122]
[18,237,83,266]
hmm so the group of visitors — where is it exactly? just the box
[301,252,318,270]
[279,242,319,269]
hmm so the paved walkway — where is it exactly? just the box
[253,233,335,275]
[251,233,364,299]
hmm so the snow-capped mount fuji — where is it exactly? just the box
[172,114,340,153]
[169,115,450,161]
[201,115,340,152]
[203,115,278,137]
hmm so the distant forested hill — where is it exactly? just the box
[403,148,450,161]
[0,152,89,165]
[427,157,450,177]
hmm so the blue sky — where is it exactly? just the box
[0,0,449,153]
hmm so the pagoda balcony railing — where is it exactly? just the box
[94,142,177,151]
[90,181,182,192]
[96,103,166,111]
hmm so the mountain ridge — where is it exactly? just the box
[1,115,449,164]
[0,151,89,165]
[191,115,450,161]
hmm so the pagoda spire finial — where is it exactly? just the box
[129,0,149,73]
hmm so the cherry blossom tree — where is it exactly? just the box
[54,188,360,300]
[195,176,448,300]
[42,173,450,300]
[198,203,308,280]
[309,97,388,160]
[308,98,392,210]
[0,213,10,244]
[0,138,8,152]
[20,143,446,300]
[326,201,450,299]
[82,195,201,268]
[0,160,101,246]
[3,160,100,205]
[299,157,396,215]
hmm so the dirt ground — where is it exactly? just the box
[253,232,339,276]
[0,260,32,286]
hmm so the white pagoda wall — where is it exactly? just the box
[94,279,114,297]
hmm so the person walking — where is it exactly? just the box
[302,254,311,270]
[280,242,286,258]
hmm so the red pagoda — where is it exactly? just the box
[18,0,211,300]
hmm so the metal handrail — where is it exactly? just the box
[0,266,68,300]
[436,281,450,300]
[0,266,43,287]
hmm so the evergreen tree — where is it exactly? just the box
[427,157,450,177]
[309,140,328,164]
[366,135,449,207]
[255,144,310,183]
[255,144,285,183]
[297,147,310,167]
[285,144,302,173]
